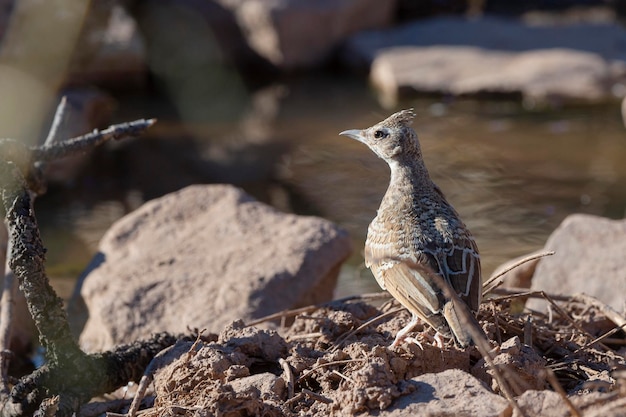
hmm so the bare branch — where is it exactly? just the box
[30,119,156,162]
[482,251,555,295]
[43,97,69,147]
[0,115,160,416]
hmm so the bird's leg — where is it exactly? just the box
[392,314,420,347]
[433,332,446,349]
[392,315,450,349]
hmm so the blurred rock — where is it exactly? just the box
[69,184,352,352]
[379,369,508,416]
[528,214,626,311]
[132,0,273,79]
[373,47,613,106]
[490,249,543,291]
[0,0,14,38]
[224,0,397,70]
[472,336,547,393]
[69,3,148,89]
[342,16,626,105]
[488,249,543,311]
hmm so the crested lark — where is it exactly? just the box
[340,109,482,347]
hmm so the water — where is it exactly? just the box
[35,75,626,299]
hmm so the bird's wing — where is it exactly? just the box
[366,249,451,336]
[366,242,444,314]
[437,236,482,312]
[430,185,482,311]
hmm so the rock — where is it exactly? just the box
[0,0,13,38]
[219,320,289,362]
[379,369,508,417]
[528,214,626,311]
[134,0,276,79]
[150,327,289,417]
[487,249,545,311]
[69,3,148,88]
[370,47,617,106]
[472,336,547,393]
[343,16,626,105]
[70,184,352,352]
[227,372,286,401]
[490,249,543,291]
[513,390,623,417]
[226,0,396,70]
[514,390,571,417]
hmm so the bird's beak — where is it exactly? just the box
[339,129,364,142]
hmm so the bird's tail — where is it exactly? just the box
[442,300,480,348]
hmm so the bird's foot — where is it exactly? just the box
[394,330,447,350]
[391,332,424,349]
[433,332,446,349]
[403,336,424,350]
[391,315,420,347]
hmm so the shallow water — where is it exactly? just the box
[36,75,626,299]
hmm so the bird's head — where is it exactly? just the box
[339,109,421,163]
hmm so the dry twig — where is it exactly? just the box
[279,358,295,400]
[0,101,161,417]
[482,251,554,295]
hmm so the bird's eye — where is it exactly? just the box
[374,130,388,139]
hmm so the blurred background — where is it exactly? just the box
[1,0,625,299]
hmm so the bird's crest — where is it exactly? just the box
[382,109,416,129]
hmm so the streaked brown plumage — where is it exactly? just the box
[339,109,482,347]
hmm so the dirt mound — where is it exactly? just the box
[132,293,625,416]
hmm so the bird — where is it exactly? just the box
[339,109,482,348]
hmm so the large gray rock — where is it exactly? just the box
[343,16,626,105]
[226,0,396,70]
[69,184,352,352]
[528,214,626,311]
[379,369,508,417]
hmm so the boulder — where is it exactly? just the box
[342,16,626,105]
[69,184,352,352]
[371,47,613,106]
[226,0,397,70]
[528,214,626,311]
[379,369,508,417]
